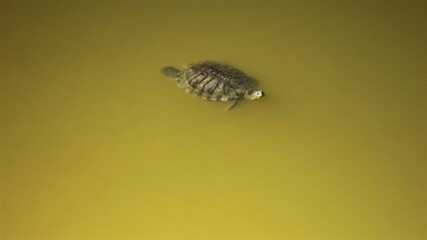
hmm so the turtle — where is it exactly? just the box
[161,61,264,110]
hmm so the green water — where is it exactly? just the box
[1,1,426,239]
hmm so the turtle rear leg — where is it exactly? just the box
[225,99,239,111]
[161,66,180,80]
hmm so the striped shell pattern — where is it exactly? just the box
[177,62,255,102]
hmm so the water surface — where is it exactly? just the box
[1,1,426,239]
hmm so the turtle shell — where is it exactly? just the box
[176,62,256,101]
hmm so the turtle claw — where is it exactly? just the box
[225,100,238,111]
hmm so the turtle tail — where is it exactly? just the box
[161,66,180,80]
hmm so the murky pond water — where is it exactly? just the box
[1,1,426,239]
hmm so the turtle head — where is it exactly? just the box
[244,89,264,100]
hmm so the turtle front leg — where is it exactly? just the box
[225,100,239,111]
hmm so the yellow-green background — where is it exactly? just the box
[1,0,426,239]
